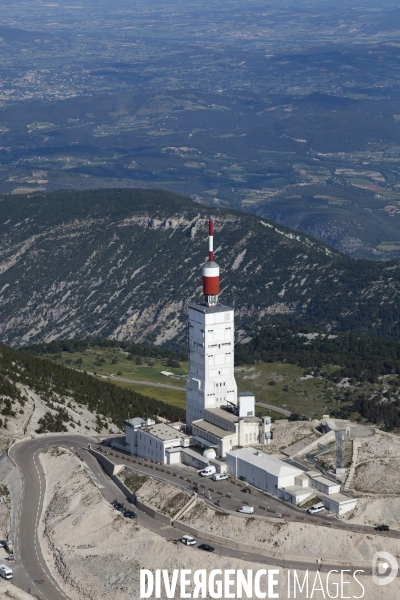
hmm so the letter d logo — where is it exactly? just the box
[372,551,398,586]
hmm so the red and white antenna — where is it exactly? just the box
[202,216,220,306]
[208,217,214,262]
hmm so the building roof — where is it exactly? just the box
[312,475,341,488]
[189,302,233,314]
[227,448,305,477]
[125,417,147,428]
[320,492,356,505]
[205,407,238,422]
[143,423,189,442]
[192,419,234,438]
[280,485,314,497]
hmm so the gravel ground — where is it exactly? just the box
[0,486,10,541]
[358,434,400,462]
[0,581,35,598]
[348,496,400,529]
[37,448,399,599]
[252,419,320,455]
[354,459,400,495]
[120,469,190,517]
[342,432,400,529]
[181,502,400,563]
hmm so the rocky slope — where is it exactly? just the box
[0,341,183,435]
[3,188,400,346]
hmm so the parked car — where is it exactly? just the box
[212,473,228,481]
[124,511,136,519]
[199,466,216,477]
[307,503,325,515]
[0,564,12,580]
[181,535,197,546]
[198,544,215,552]
[237,506,254,514]
[375,524,390,531]
[0,541,5,548]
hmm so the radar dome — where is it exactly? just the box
[203,448,216,460]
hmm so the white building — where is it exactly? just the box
[185,218,270,455]
[136,422,192,463]
[311,475,341,496]
[226,447,357,514]
[226,448,314,505]
[125,417,154,455]
[191,400,266,458]
[186,303,237,426]
[319,493,357,516]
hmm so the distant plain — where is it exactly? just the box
[3,1,400,256]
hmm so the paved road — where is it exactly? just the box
[7,435,394,598]
[103,447,400,540]
[255,401,292,416]
[90,372,185,392]
[10,436,94,599]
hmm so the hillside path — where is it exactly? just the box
[89,372,185,391]
[255,401,292,416]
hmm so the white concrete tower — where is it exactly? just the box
[186,217,238,428]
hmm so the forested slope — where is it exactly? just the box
[2,188,400,346]
[0,342,185,431]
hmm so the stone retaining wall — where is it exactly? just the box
[89,448,172,525]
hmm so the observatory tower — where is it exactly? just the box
[186,218,238,428]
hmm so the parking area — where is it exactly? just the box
[97,446,327,521]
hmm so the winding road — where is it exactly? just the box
[91,372,186,392]
[6,434,395,599]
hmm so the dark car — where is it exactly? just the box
[124,511,136,519]
[375,525,390,531]
[198,544,215,552]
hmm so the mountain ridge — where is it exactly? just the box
[2,188,400,347]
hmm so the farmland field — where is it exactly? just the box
[2,0,400,257]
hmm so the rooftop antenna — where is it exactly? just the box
[202,216,220,307]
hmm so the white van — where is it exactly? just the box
[212,473,228,481]
[0,564,13,579]
[307,502,325,515]
[199,466,216,477]
[181,535,196,546]
[237,506,254,514]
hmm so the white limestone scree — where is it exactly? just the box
[186,303,237,428]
